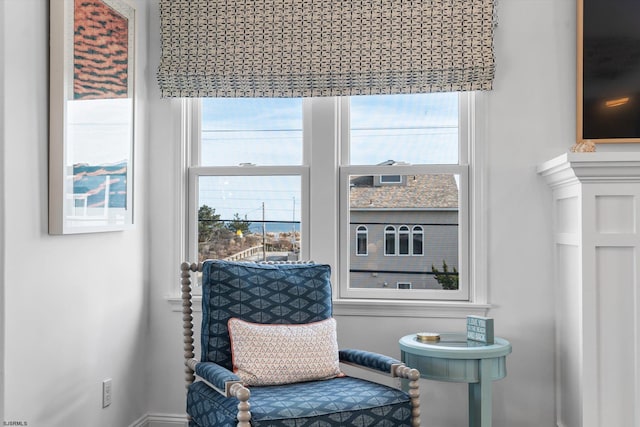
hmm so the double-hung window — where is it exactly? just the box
[339,93,469,300]
[187,92,471,301]
[188,98,307,267]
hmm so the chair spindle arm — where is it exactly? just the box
[181,262,201,388]
[394,364,421,427]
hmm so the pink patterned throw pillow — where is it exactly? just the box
[228,317,341,386]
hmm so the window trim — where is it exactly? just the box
[398,225,410,256]
[339,164,469,300]
[379,175,402,184]
[176,92,489,312]
[355,225,368,256]
[412,225,424,256]
[384,225,396,256]
[187,165,310,266]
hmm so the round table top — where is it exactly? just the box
[399,333,512,359]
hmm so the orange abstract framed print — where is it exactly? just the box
[49,0,135,234]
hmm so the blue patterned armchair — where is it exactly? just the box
[181,260,421,427]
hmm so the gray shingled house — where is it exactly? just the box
[348,173,459,290]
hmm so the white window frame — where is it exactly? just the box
[178,92,489,315]
[379,174,402,184]
[340,164,469,300]
[187,166,310,265]
[397,282,413,290]
[184,99,310,272]
[398,225,410,256]
[383,225,396,256]
[355,225,368,256]
[338,92,471,301]
[412,225,424,256]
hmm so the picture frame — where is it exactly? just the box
[49,0,135,234]
[577,0,640,144]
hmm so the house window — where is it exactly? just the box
[380,175,402,184]
[187,92,472,301]
[398,225,410,256]
[412,226,424,256]
[384,226,396,256]
[356,225,368,256]
[397,282,412,290]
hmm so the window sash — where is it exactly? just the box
[398,226,410,256]
[356,226,368,256]
[412,226,424,256]
[187,165,310,266]
[185,93,473,302]
[339,164,469,300]
[384,226,396,256]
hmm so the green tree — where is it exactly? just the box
[226,213,252,235]
[431,260,459,290]
[198,205,222,242]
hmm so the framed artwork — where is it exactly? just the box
[577,0,640,143]
[49,0,135,234]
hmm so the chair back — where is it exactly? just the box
[200,260,333,370]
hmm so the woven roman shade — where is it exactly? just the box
[157,0,496,98]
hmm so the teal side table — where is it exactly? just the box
[399,333,512,427]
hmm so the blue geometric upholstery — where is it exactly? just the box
[188,377,412,427]
[187,260,413,427]
[200,260,333,370]
[338,349,401,373]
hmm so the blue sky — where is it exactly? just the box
[199,94,458,223]
[67,98,133,166]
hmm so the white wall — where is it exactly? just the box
[3,0,606,425]
[143,0,596,426]
[2,1,149,425]
[0,0,6,422]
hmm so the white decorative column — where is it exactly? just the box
[538,153,640,427]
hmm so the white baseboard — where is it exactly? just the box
[129,413,188,427]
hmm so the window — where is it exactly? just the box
[379,175,402,184]
[384,226,396,256]
[189,98,306,264]
[341,93,468,300]
[398,226,410,256]
[412,226,424,256]
[356,226,368,256]
[187,93,472,301]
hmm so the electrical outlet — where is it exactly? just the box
[102,378,112,408]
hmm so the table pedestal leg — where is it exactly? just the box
[469,359,493,427]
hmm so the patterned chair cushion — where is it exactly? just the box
[201,260,333,370]
[228,317,341,385]
[187,376,412,427]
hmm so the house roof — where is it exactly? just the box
[349,174,459,209]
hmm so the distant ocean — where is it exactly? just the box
[249,222,300,234]
[73,161,128,208]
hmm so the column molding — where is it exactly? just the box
[539,152,640,427]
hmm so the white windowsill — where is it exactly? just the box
[166,295,490,318]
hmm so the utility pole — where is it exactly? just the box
[262,202,266,261]
[292,196,296,240]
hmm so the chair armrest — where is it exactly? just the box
[195,362,243,396]
[339,349,403,376]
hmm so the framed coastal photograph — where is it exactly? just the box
[577,0,640,143]
[49,0,135,234]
